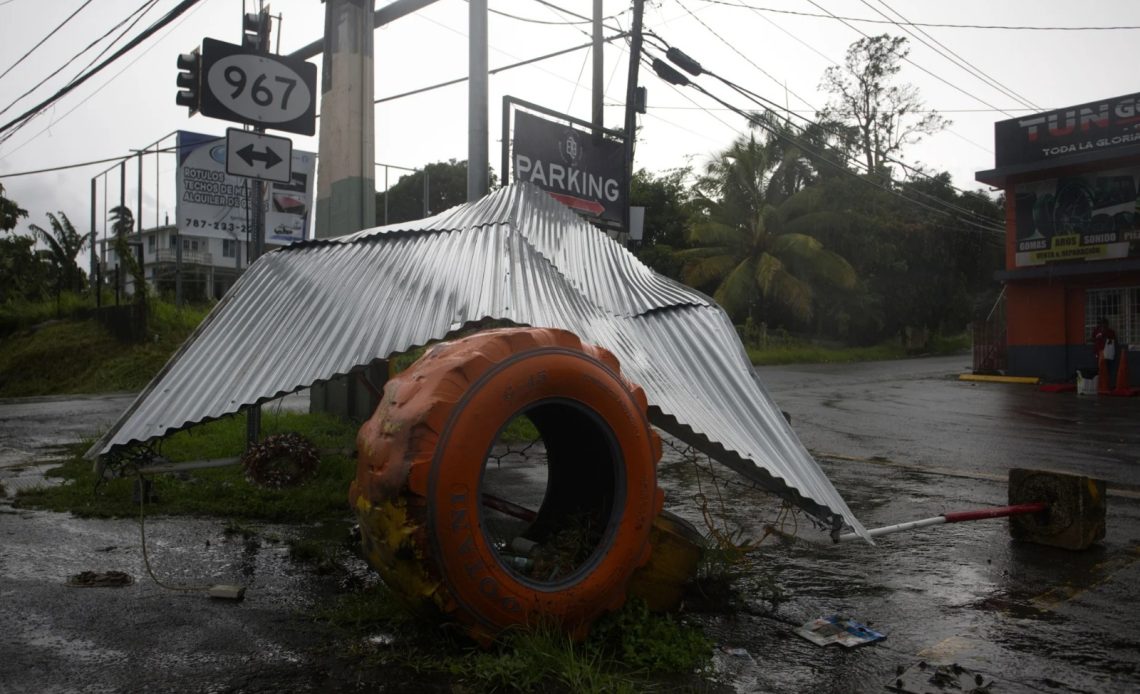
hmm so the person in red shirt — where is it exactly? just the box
[1092,317,1118,384]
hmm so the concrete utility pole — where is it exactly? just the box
[467,0,488,201]
[311,0,383,421]
[314,0,376,239]
[592,0,603,139]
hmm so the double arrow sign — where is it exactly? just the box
[225,128,293,184]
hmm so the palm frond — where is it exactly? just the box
[712,258,757,320]
[681,254,737,289]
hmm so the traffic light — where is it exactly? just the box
[175,48,201,114]
[242,11,271,52]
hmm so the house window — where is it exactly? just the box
[1086,287,1140,345]
[222,239,236,258]
[147,234,154,252]
[182,238,199,252]
[169,234,178,249]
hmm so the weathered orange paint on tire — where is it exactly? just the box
[350,327,663,641]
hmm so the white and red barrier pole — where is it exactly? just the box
[835,502,1049,543]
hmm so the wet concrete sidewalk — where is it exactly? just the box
[2,358,1139,692]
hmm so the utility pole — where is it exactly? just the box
[310,0,383,422]
[592,0,603,140]
[467,0,488,201]
[622,0,645,236]
[90,178,98,307]
[314,0,376,239]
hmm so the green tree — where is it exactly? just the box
[818,35,948,178]
[630,167,693,279]
[680,133,856,325]
[0,234,50,303]
[0,184,46,303]
[28,212,87,292]
[780,173,1002,342]
[0,183,28,232]
[375,160,496,226]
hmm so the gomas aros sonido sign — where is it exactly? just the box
[995,91,1140,168]
[511,110,625,226]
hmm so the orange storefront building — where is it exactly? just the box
[976,91,1140,384]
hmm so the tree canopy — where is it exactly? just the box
[29,212,88,293]
[818,35,948,179]
[375,160,497,226]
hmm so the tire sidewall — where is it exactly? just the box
[425,346,659,633]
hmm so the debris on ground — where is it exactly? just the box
[886,660,995,693]
[794,615,885,647]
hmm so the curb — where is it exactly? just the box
[958,374,1040,385]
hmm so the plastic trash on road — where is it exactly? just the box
[794,615,885,648]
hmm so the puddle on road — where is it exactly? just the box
[656,439,1140,693]
[2,431,1138,692]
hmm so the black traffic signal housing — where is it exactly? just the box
[242,11,271,52]
[175,48,201,114]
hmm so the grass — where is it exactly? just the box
[0,298,211,397]
[746,332,970,365]
[14,410,359,523]
[316,589,713,694]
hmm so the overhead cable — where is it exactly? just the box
[642,47,1004,236]
[860,0,1040,111]
[696,1,1140,31]
[0,0,96,83]
[0,0,155,120]
[0,0,203,139]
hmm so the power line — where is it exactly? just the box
[678,0,995,155]
[0,1,155,120]
[860,0,1040,112]
[674,0,816,112]
[0,145,182,178]
[641,46,1004,235]
[0,0,204,140]
[805,0,1014,119]
[696,1,1140,31]
[373,32,629,105]
[0,0,209,160]
[483,0,627,26]
[0,0,95,83]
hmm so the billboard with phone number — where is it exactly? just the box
[175,130,314,246]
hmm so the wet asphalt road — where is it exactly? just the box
[2,356,1139,693]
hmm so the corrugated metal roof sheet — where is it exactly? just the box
[88,183,869,541]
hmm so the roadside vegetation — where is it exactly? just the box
[0,294,210,397]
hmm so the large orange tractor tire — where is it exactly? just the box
[349,328,663,641]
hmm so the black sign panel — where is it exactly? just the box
[512,111,625,224]
[995,91,1140,168]
[199,38,317,136]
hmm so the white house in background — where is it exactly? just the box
[98,225,303,302]
[99,131,316,302]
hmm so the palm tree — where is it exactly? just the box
[29,212,88,292]
[679,132,856,325]
[108,205,144,301]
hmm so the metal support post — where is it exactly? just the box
[624,0,642,235]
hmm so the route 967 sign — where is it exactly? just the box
[199,38,316,136]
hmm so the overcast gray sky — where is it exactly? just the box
[3,0,1140,239]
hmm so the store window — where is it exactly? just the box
[222,239,236,258]
[1086,287,1140,345]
